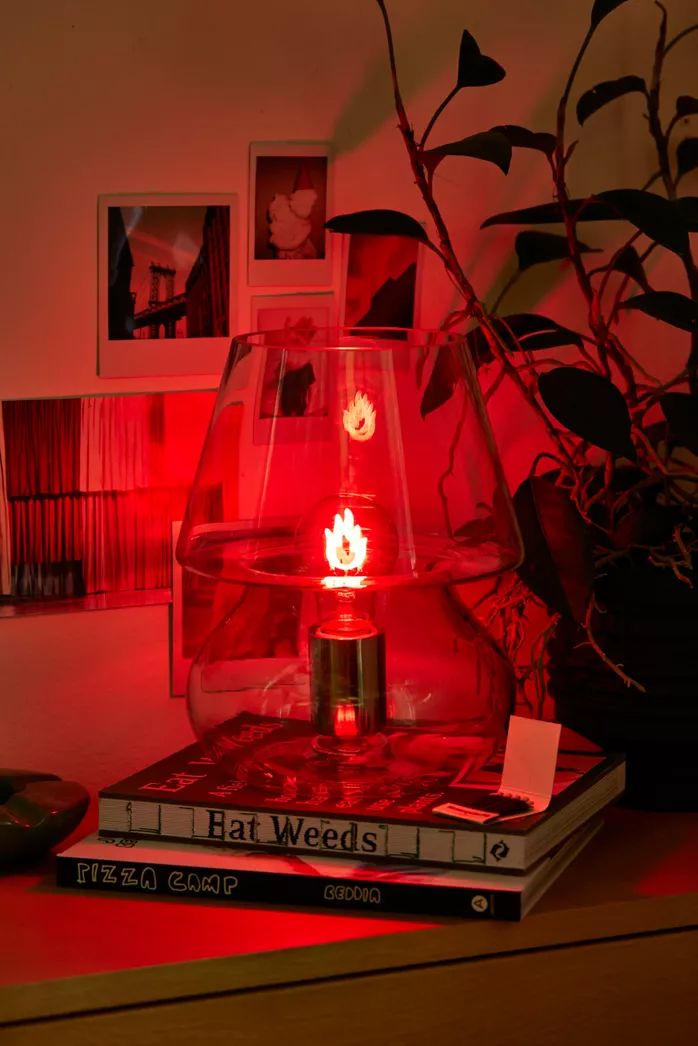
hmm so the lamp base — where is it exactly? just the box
[200,715,494,800]
[232,732,393,799]
[188,586,515,797]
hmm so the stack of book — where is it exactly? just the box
[57,714,625,921]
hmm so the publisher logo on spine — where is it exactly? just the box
[489,840,510,862]
[471,895,489,913]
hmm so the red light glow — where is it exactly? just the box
[333,703,359,738]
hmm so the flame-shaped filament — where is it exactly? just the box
[324,508,367,575]
[342,391,376,442]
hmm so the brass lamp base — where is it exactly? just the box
[309,619,386,740]
[233,617,392,798]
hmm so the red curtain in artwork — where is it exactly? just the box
[3,399,81,496]
[3,399,83,597]
[80,491,174,593]
[1,391,219,601]
[79,395,151,492]
[9,496,82,562]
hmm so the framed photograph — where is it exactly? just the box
[250,291,336,333]
[98,193,238,378]
[250,293,335,445]
[341,231,423,329]
[248,143,333,286]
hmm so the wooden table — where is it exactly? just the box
[0,807,696,1046]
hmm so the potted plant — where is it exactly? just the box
[327,0,698,808]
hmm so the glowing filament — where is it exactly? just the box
[343,392,376,442]
[324,508,367,574]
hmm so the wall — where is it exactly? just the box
[1,0,696,782]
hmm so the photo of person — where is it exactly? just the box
[248,145,332,286]
[253,156,327,262]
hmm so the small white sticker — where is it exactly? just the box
[471,894,489,913]
[433,802,498,824]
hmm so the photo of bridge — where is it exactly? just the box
[107,203,230,341]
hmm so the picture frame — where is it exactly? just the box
[98,192,238,378]
[250,291,337,334]
[250,293,336,445]
[340,230,423,331]
[248,143,333,287]
[0,389,217,614]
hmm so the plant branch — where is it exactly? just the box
[372,0,697,703]
[583,598,646,692]
[374,0,578,471]
[664,22,698,56]
[419,86,459,150]
[645,2,698,393]
[550,22,641,402]
[489,269,520,313]
[647,3,672,198]
[555,24,595,171]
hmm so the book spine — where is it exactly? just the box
[98,797,527,870]
[55,854,521,920]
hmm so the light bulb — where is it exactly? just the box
[295,493,398,585]
[324,507,367,581]
[294,493,399,748]
[342,391,376,442]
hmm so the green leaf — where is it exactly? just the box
[515,230,599,272]
[466,314,583,361]
[513,477,594,622]
[590,0,631,30]
[503,315,585,350]
[676,95,698,118]
[482,198,616,228]
[490,124,556,157]
[611,503,680,548]
[605,245,652,292]
[420,346,459,417]
[660,392,698,454]
[539,367,635,458]
[325,210,429,242]
[422,130,512,177]
[620,291,698,332]
[576,76,646,126]
[465,325,495,366]
[483,194,694,245]
[596,189,690,256]
[677,197,698,231]
[457,30,505,88]
[677,138,698,178]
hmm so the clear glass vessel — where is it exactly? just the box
[177,327,522,798]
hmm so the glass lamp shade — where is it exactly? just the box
[177,327,522,797]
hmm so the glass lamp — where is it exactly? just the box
[177,327,522,798]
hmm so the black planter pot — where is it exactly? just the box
[547,561,698,810]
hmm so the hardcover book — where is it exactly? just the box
[58,819,602,921]
[98,714,624,871]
